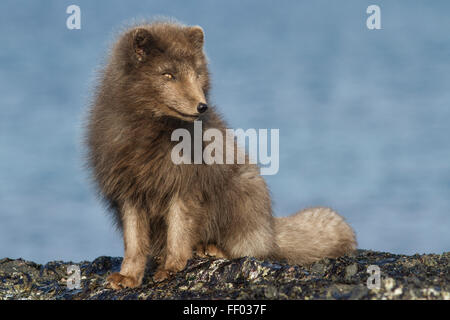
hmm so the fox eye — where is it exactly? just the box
[163,73,175,80]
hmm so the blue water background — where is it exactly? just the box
[1,0,449,263]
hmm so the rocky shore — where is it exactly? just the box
[0,250,448,300]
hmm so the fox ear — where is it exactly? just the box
[132,28,157,62]
[187,26,204,49]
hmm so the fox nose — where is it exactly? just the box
[197,103,208,113]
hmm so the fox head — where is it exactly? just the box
[114,23,211,122]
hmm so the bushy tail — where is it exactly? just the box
[274,207,357,265]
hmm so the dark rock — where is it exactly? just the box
[0,250,448,300]
[344,263,358,280]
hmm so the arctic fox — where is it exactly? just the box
[86,22,357,289]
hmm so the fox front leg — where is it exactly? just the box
[107,203,150,289]
[153,199,195,282]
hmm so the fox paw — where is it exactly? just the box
[204,244,227,258]
[153,269,174,282]
[194,244,208,258]
[195,244,227,259]
[106,272,140,290]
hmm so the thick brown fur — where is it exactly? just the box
[85,21,357,289]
